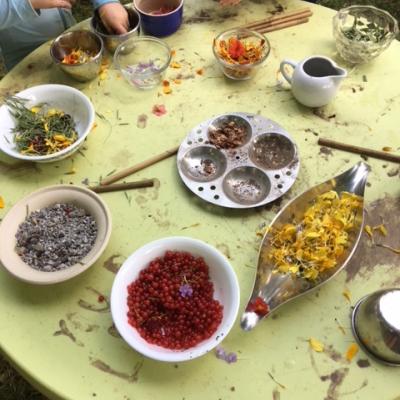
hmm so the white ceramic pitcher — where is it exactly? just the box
[280,55,347,108]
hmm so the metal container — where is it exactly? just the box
[50,30,103,82]
[91,6,140,53]
[352,288,400,366]
[177,112,300,209]
[241,162,369,331]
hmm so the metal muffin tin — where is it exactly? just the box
[177,112,300,209]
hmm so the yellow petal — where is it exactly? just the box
[342,288,351,303]
[374,224,388,236]
[30,106,41,113]
[345,343,359,361]
[162,86,172,95]
[309,338,324,352]
[0,196,4,208]
[99,71,107,80]
[364,225,373,238]
[382,146,393,152]
[170,61,181,68]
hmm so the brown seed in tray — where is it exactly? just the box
[208,121,248,149]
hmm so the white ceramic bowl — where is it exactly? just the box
[111,236,240,362]
[0,185,112,285]
[0,84,95,162]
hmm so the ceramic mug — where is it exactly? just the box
[280,55,347,108]
[133,0,184,37]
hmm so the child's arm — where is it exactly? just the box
[0,0,74,29]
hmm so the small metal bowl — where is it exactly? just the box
[50,30,103,82]
[208,114,252,149]
[91,6,140,53]
[180,146,227,182]
[352,288,400,366]
[249,133,296,170]
[222,166,271,205]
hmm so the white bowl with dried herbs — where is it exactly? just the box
[0,84,95,162]
[0,185,112,284]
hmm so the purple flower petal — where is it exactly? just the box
[215,346,238,364]
[226,352,237,363]
[179,283,193,298]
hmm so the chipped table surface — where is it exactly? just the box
[1,1,400,399]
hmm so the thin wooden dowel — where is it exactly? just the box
[90,179,155,193]
[242,8,312,30]
[318,138,400,163]
[258,17,309,33]
[100,145,179,185]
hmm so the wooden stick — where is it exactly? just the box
[257,17,309,33]
[241,8,312,30]
[318,138,400,163]
[100,145,179,185]
[90,179,155,193]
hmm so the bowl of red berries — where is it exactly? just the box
[110,236,240,362]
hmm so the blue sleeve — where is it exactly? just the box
[0,0,39,30]
[91,0,119,10]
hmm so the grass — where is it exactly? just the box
[0,0,398,398]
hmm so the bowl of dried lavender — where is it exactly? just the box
[0,84,95,162]
[0,185,112,284]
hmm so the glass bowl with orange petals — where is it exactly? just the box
[213,28,270,81]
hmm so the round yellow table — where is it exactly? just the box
[1,1,400,399]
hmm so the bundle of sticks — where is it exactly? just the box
[239,7,313,34]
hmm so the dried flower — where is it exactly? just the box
[152,104,167,117]
[179,283,193,298]
[215,346,238,364]
[137,114,148,129]
[345,343,359,362]
[309,338,324,352]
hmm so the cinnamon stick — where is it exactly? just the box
[90,179,155,193]
[257,17,309,33]
[241,8,312,30]
[318,138,400,163]
[100,145,179,185]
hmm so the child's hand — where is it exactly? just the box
[98,3,129,34]
[30,0,76,9]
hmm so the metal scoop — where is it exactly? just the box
[241,162,370,331]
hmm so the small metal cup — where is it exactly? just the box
[352,288,400,366]
[90,6,140,53]
[50,30,104,82]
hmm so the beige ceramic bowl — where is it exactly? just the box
[0,185,112,285]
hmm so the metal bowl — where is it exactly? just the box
[352,288,400,366]
[91,6,140,53]
[50,30,103,82]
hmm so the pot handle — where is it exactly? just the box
[280,59,297,84]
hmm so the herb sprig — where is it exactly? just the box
[6,97,78,156]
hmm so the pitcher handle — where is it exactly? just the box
[280,59,297,84]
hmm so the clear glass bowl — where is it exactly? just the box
[333,5,399,65]
[213,28,270,81]
[114,36,171,89]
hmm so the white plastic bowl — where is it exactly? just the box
[111,236,240,362]
[0,84,95,162]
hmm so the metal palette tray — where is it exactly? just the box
[177,112,300,209]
